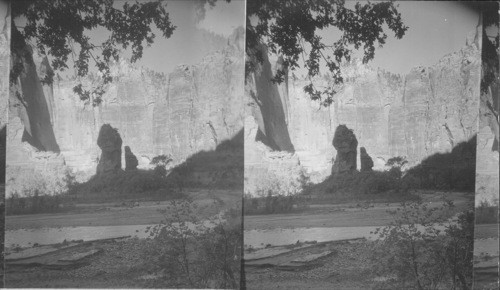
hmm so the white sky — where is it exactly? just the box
[131,0,245,74]
[12,1,481,77]
[18,0,246,77]
[288,1,481,77]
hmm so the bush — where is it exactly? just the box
[6,166,76,215]
[475,200,499,224]
[144,199,240,288]
[71,169,181,199]
[6,192,75,215]
[243,170,310,215]
[323,170,401,195]
[371,199,474,290]
[7,166,75,197]
[243,193,308,215]
[151,154,173,178]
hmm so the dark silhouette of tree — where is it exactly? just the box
[10,0,176,106]
[246,0,408,106]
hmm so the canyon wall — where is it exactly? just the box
[6,27,244,196]
[0,2,8,129]
[245,35,481,193]
[1,2,9,184]
[475,24,499,205]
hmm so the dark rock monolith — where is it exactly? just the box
[125,146,138,171]
[360,147,374,172]
[96,124,122,175]
[331,125,358,174]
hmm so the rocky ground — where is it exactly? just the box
[244,239,377,289]
[5,238,159,288]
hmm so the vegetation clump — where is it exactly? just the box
[474,200,499,224]
[371,200,474,290]
[144,199,241,288]
[244,170,310,215]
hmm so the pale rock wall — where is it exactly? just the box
[0,0,9,129]
[246,39,481,192]
[244,114,301,195]
[1,2,10,186]
[475,90,499,205]
[7,27,244,196]
[475,24,499,205]
[53,28,244,174]
[389,46,480,165]
[286,62,405,177]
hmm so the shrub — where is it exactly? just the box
[7,166,75,197]
[71,169,181,199]
[323,171,401,195]
[386,156,409,169]
[474,200,499,224]
[151,154,173,178]
[371,199,474,290]
[243,170,310,215]
[5,166,77,215]
[6,192,74,215]
[144,199,240,288]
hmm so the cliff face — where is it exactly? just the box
[0,4,8,130]
[246,39,481,191]
[7,27,244,190]
[475,25,499,205]
[1,3,10,184]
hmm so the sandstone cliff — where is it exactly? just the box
[1,3,9,183]
[6,27,244,196]
[475,24,499,205]
[245,36,481,194]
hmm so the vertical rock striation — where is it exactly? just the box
[6,27,245,195]
[245,36,481,193]
[475,23,499,205]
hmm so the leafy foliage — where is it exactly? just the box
[244,170,310,214]
[371,200,474,290]
[151,154,173,167]
[11,0,176,105]
[475,200,499,224]
[150,154,173,177]
[243,193,309,215]
[321,170,402,195]
[145,199,240,288]
[386,156,408,169]
[246,0,407,105]
[6,192,75,215]
[70,169,181,200]
[7,166,75,198]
